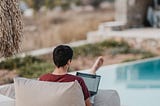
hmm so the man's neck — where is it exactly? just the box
[52,67,68,75]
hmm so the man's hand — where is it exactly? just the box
[85,98,92,106]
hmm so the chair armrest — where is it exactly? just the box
[0,84,15,99]
[94,89,120,106]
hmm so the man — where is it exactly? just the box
[39,45,103,106]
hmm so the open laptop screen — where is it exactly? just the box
[76,72,101,96]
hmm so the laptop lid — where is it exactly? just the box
[76,72,101,97]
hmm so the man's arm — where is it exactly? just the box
[85,98,92,106]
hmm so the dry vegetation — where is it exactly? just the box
[0,7,116,84]
[22,10,114,51]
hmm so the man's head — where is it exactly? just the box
[53,45,73,68]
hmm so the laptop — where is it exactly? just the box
[76,72,101,97]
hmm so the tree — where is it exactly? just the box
[0,0,23,57]
[45,0,55,9]
[90,0,104,8]
[23,0,45,11]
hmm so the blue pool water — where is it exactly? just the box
[96,57,160,106]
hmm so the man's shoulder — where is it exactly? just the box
[66,74,83,81]
[39,73,51,79]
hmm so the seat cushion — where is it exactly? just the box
[14,77,85,106]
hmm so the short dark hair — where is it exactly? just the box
[53,45,73,68]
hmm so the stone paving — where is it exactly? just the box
[102,28,160,39]
[87,28,160,41]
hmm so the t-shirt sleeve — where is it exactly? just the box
[78,78,90,100]
[39,75,45,81]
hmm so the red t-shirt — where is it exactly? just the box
[39,73,90,100]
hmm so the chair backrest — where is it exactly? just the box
[14,77,85,106]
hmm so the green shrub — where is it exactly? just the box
[99,40,130,49]
[122,58,138,63]
[0,56,44,70]
[109,47,130,56]
[0,56,53,78]
[0,57,24,70]
[18,62,53,78]
[141,52,156,59]
[90,0,104,8]
[121,51,156,63]
[73,43,103,58]
[73,40,131,58]
[128,49,143,54]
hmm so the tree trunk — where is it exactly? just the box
[0,0,23,57]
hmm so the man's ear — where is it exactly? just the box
[67,59,72,65]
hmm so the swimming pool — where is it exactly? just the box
[96,57,160,106]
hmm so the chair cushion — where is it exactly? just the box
[94,90,120,106]
[14,77,85,106]
[0,84,15,99]
[0,94,15,106]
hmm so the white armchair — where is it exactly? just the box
[0,83,120,106]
